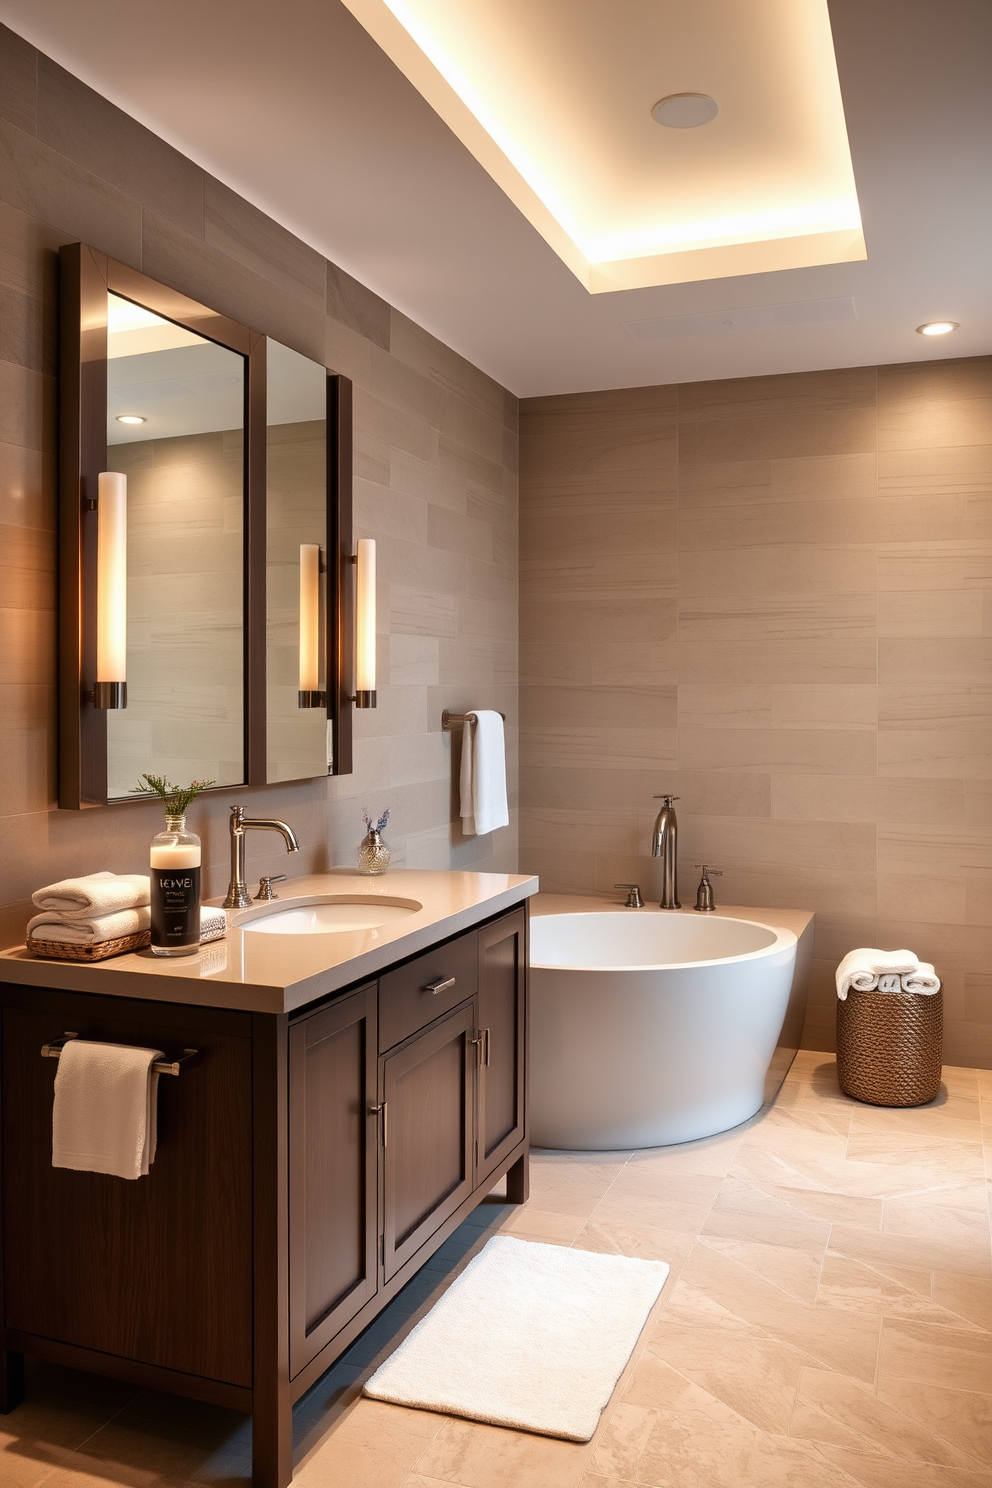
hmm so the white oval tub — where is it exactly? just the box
[530,911,799,1149]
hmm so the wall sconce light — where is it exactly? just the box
[93,471,127,709]
[298,543,326,708]
[354,537,376,708]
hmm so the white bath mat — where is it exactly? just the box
[363,1235,669,1441]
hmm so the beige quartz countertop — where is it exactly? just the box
[0,870,538,1016]
[532,893,814,937]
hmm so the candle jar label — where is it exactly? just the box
[151,866,201,948]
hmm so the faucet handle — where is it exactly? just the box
[694,864,722,876]
[652,795,680,803]
[255,874,287,902]
[615,883,644,909]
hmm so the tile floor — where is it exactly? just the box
[3,1051,991,1488]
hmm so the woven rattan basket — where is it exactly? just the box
[836,986,943,1106]
[27,929,151,962]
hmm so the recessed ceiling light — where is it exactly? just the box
[916,321,958,336]
[651,93,720,129]
[116,414,147,425]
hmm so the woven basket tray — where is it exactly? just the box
[836,986,943,1107]
[27,929,151,962]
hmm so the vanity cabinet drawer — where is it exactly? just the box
[378,928,478,1051]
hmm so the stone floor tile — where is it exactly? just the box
[818,1446,992,1487]
[877,1377,992,1467]
[816,1253,980,1325]
[695,1234,825,1303]
[413,1417,591,1488]
[789,1365,977,1467]
[877,1317,992,1393]
[933,1273,992,1332]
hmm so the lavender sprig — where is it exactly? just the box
[362,806,390,834]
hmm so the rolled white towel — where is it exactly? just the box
[27,906,151,945]
[876,973,902,993]
[900,962,941,995]
[836,947,924,1000]
[32,871,150,918]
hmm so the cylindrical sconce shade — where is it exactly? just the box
[94,471,127,709]
[355,537,376,708]
[298,543,326,707]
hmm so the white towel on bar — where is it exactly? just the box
[52,1040,163,1179]
[459,710,509,837]
[32,871,150,917]
[901,962,941,995]
[27,905,151,945]
[836,947,923,1000]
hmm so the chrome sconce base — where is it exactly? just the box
[353,690,376,709]
[91,681,127,709]
[298,689,327,709]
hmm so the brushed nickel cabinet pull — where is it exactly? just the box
[469,1033,484,1066]
[369,1101,387,1146]
[423,976,455,996]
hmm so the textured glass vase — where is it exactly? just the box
[357,828,391,875]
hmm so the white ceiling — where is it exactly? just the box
[2,0,990,396]
[340,0,865,291]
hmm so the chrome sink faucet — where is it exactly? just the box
[651,795,681,909]
[223,804,301,909]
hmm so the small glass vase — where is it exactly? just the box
[357,828,391,875]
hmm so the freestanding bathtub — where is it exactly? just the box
[530,909,802,1149]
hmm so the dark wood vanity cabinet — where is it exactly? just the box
[0,901,529,1488]
[287,905,528,1373]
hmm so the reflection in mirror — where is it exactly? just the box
[104,292,246,799]
[266,340,330,783]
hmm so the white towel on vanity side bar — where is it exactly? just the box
[32,870,150,917]
[459,710,509,837]
[52,1039,163,1179]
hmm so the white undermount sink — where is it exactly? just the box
[236,895,423,935]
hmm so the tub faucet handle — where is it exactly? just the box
[615,883,644,909]
[693,864,722,913]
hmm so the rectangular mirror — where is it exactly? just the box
[58,243,353,809]
[105,293,247,799]
[265,340,331,783]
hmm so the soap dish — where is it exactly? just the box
[27,930,152,962]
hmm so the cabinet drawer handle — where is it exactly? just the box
[423,976,455,996]
[369,1101,387,1146]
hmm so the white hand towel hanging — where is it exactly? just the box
[459,710,509,837]
[52,1039,163,1179]
[32,871,150,917]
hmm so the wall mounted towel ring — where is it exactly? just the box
[41,1031,198,1077]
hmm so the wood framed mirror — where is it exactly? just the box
[58,242,353,809]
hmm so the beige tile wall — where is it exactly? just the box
[520,361,992,1067]
[0,24,517,947]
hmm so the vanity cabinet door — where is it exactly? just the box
[380,1002,475,1282]
[288,983,378,1377]
[476,909,527,1186]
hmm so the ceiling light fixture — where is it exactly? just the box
[116,414,147,425]
[652,93,719,129]
[916,321,958,336]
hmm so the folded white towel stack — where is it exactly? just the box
[836,948,941,1001]
[459,710,509,837]
[52,1039,163,1179]
[28,905,151,945]
[32,871,150,917]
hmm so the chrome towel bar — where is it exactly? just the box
[40,1031,198,1077]
[442,710,506,729]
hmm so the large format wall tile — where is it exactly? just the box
[0,25,518,940]
[521,359,992,1063]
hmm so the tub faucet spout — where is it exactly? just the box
[651,795,681,909]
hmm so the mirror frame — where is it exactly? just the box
[58,241,354,808]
